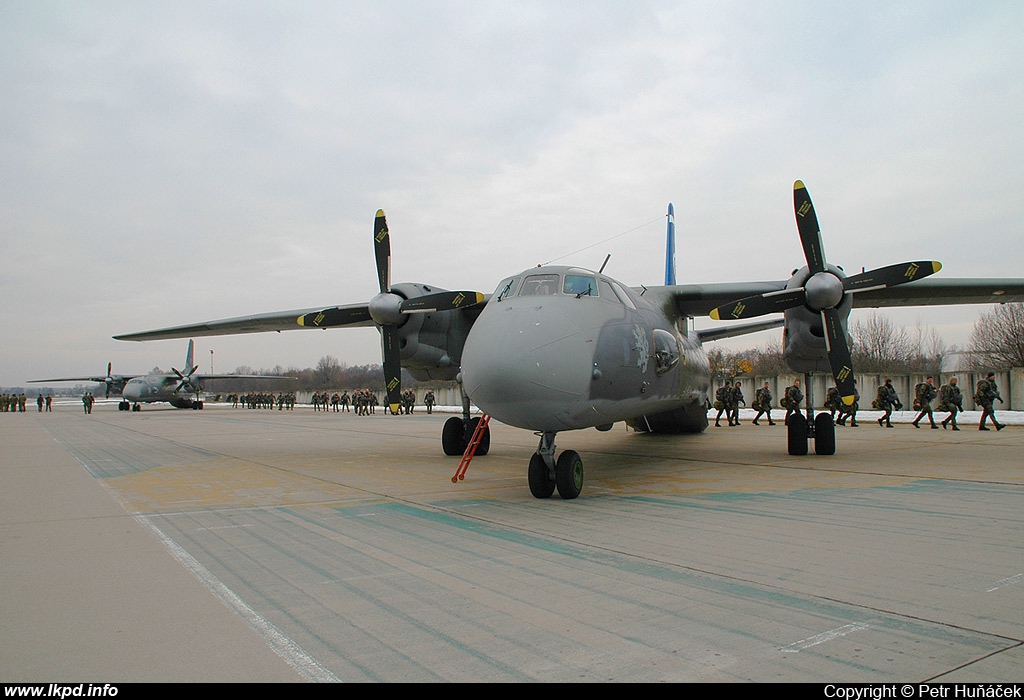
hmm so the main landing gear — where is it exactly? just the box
[528,432,583,499]
[787,373,836,456]
[441,389,489,456]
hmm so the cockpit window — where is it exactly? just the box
[563,274,597,297]
[519,274,560,296]
[493,276,520,301]
[609,280,637,309]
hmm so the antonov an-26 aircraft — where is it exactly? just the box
[34,339,290,411]
[116,182,1024,499]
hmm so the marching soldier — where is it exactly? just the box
[974,372,1005,431]
[824,386,842,421]
[938,377,963,431]
[714,380,732,427]
[911,376,939,429]
[730,380,745,426]
[836,383,860,427]
[875,378,900,428]
[751,381,776,426]
[782,380,803,425]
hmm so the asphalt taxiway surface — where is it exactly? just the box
[2,402,1022,682]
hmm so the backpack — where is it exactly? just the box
[974,380,989,405]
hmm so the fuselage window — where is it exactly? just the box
[520,274,560,296]
[563,274,597,297]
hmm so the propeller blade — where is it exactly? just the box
[400,291,485,314]
[821,308,856,405]
[843,261,942,293]
[381,325,402,415]
[107,362,112,379]
[297,306,373,328]
[709,288,806,320]
[793,180,826,275]
[374,209,390,294]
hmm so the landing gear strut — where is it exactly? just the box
[787,372,835,456]
[528,432,583,499]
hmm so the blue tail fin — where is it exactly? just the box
[664,203,676,285]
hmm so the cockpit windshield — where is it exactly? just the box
[563,274,597,297]
[519,274,561,296]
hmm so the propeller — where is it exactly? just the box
[104,362,113,399]
[709,180,942,405]
[171,365,200,395]
[297,209,485,415]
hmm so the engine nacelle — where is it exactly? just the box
[782,264,853,374]
[389,282,482,382]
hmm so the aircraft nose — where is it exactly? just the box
[461,303,591,431]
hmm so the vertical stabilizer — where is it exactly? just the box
[664,203,676,285]
[186,339,195,372]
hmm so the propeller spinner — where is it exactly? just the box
[297,210,484,414]
[709,181,941,404]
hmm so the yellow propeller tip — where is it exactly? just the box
[932,261,942,273]
[709,309,721,320]
[794,180,805,190]
[296,316,305,326]
[842,395,856,406]
[375,209,386,217]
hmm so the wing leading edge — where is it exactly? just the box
[113,304,374,342]
[648,278,1024,320]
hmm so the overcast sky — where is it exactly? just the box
[2,1,1023,387]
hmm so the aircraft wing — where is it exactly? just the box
[196,374,298,381]
[640,282,787,319]
[28,375,137,384]
[645,278,1024,318]
[847,278,1024,308]
[113,304,374,342]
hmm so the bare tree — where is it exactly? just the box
[851,313,915,373]
[907,323,947,374]
[314,355,343,388]
[968,303,1024,369]
[749,336,787,376]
